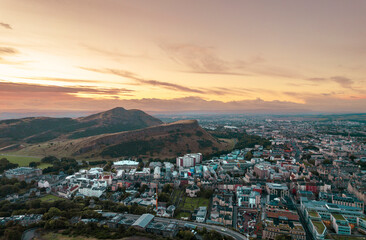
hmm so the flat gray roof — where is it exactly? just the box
[132,214,154,229]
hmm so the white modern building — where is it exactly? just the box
[176,153,202,167]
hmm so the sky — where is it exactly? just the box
[1,0,366,116]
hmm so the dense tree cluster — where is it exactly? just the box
[41,156,86,175]
[0,158,18,173]
[0,177,34,198]
[235,133,271,149]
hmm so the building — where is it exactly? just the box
[4,167,42,182]
[78,181,106,198]
[176,153,202,168]
[357,216,366,234]
[262,219,306,240]
[194,206,207,223]
[332,195,364,211]
[266,183,289,198]
[113,160,139,170]
[154,167,161,179]
[236,186,261,208]
[254,164,270,179]
[331,213,351,235]
[38,180,50,188]
[132,214,155,231]
[186,184,200,197]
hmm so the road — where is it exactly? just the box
[289,195,314,240]
[21,228,39,240]
[124,213,247,240]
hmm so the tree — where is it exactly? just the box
[245,151,253,160]
[162,184,172,194]
[29,161,38,168]
[4,228,22,240]
[323,159,332,165]
[41,156,59,163]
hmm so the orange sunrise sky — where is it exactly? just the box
[1,0,366,115]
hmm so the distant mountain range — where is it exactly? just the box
[0,107,229,159]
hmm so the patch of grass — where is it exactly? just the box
[177,212,190,219]
[311,220,325,234]
[42,233,97,240]
[181,197,209,211]
[332,213,345,221]
[40,194,62,202]
[308,210,319,218]
[0,154,51,169]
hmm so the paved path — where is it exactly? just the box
[21,228,39,240]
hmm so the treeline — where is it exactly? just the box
[0,195,233,240]
[41,156,87,175]
[235,133,271,149]
[0,158,18,173]
[0,177,35,198]
[209,129,271,149]
[101,139,165,158]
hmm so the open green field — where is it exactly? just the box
[40,194,63,202]
[0,154,52,169]
[181,197,210,211]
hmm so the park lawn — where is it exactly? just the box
[42,233,98,240]
[182,197,210,211]
[40,194,63,202]
[0,154,51,169]
[176,212,190,219]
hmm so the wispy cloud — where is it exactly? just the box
[0,47,18,55]
[17,76,114,84]
[0,81,134,96]
[0,22,12,30]
[0,47,22,65]
[306,76,354,89]
[80,66,259,96]
[81,44,148,59]
[80,67,205,94]
[159,43,255,76]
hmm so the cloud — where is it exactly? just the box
[0,47,19,55]
[0,47,22,65]
[80,67,258,96]
[0,22,12,30]
[1,83,365,114]
[159,42,306,79]
[159,43,254,76]
[80,67,205,94]
[81,44,148,59]
[0,81,134,96]
[306,76,354,89]
[17,76,113,84]
[330,76,354,89]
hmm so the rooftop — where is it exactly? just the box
[114,160,138,166]
[332,213,345,221]
[132,214,154,229]
[308,210,320,218]
[311,220,325,234]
